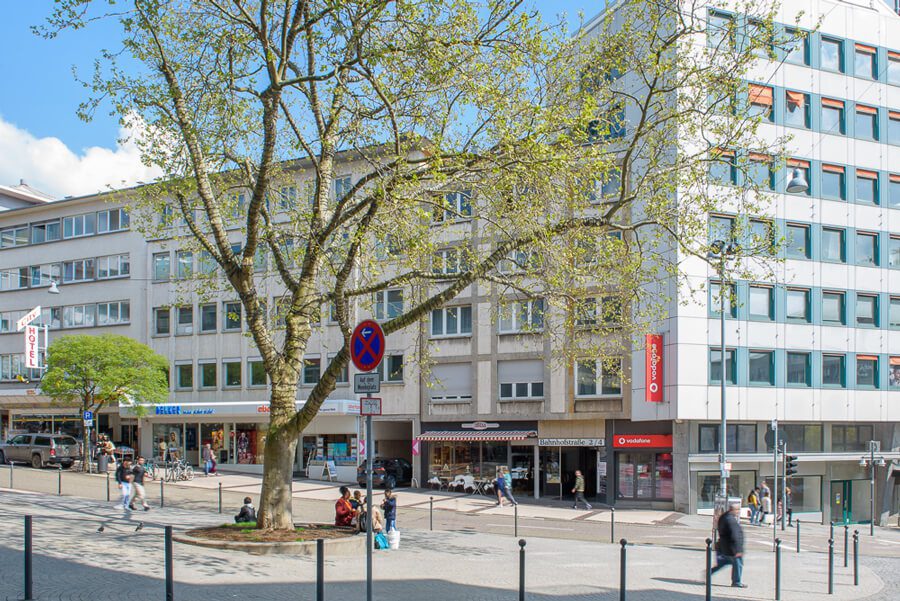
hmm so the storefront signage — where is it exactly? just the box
[154,405,216,416]
[17,306,41,331]
[24,325,40,369]
[645,334,663,402]
[462,422,499,430]
[612,434,672,448]
[411,439,420,456]
[539,438,605,447]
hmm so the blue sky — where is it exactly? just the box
[0,1,603,197]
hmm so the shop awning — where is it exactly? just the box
[417,430,537,442]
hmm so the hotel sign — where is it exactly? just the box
[539,438,605,447]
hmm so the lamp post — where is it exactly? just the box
[860,441,886,536]
[709,240,739,500]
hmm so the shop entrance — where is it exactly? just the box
[539,447,597,500]
[615,451,674,501]
[830,480,870,524]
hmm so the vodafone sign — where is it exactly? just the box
[645,334,663,403]
[612,434,672,448]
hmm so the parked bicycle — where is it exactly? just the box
[165,459,194,482]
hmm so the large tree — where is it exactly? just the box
[40,334,169,471]
[44,0,794,528]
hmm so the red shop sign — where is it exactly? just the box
[613,434,673,448]
[645,334,663,402]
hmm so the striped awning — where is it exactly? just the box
[417,430,537,442]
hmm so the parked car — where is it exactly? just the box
[0,433,79,469]
[357,458,413,489]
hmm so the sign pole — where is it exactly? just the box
[366,413,373,601]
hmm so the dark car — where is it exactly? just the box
[357,458,412,489]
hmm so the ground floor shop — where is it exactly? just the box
[607,420,674,509]
[3,398,130,446]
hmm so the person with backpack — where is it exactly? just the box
[235,497,257,524]
[747,488,760,525]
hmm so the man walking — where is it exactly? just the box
[571,469,592,510]
[710,500,747,588]
[115,458,134,513]
[130,456,151,511]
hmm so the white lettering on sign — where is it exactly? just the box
[462,421,499,430]
[538,438,605,447]
[17,306,41,332]
[24,325,40,369]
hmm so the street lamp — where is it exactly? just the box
[860,440,886,536]
[48,280,60,294]
[785,168,810,194]
[709,239,739,501]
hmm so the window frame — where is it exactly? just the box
[786,352,812,387]
[855,232,879,266]
[855,355,879,389]
[200,303,217,333]
[785,287,811,322]
[855,293,878,327]
[223,301,242,331]
[498,298,545,333]
[153,308,171,336]
[373,288,404,321]
[748,285,774,320]
[175,362,193,390]
[748,349,775,386]
[574,357,623,397]
[199,361,217,389]
[709,348,737,385]
[376,354,404,383]
[175,305,193,335]
[430,305,473,337]
[820,37,844,73]
[822,353,846,388]
[222,360,242,388]
[822,291,846,325]
[821,227,846,263]
[785,223,810,259]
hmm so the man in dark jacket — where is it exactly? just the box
[235,497,256,524]
[710,501,746,588]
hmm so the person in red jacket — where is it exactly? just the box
[335,486,357,527]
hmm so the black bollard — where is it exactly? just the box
[828,538,834,595]
[316,538,324,601]
[218,482,222,514]
[429,497,433,531]
[24,515,33,601]
[619,539,627,601]
[58,467,62,496]
[160,478,165,508]
[852,530,859,586]
[518,539,526,601]
[796,519,800,553]
[106,471,110,501]
[165,525,174,601]
[829,521,834,542]
[775,538,782,601]
[8,461,12,488]
[843,525,849,568]
[704,538,712,601]
[515,504,518,538]
[610,507,615,544]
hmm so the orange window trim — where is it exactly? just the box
[822,98,844,109]
[748,152,770,162]
[857,355,878,361]
[787,158,810,168]
[890,357,900,366]
[856,169,878,179]
[890,174,900,183]
[748,84,773,106]
[890,51,900,60]
[822,164,845,174]
[889,111,900,120]
[785,91,805,107]
[855,43,876,54]
[714,148,735,157]
[856,105,877,115]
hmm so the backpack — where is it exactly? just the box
[374,532,389,549]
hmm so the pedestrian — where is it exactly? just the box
[710,500,747,588]
[335,486,357,528]
[571,469,592,510]
[130,456,151,511]
[235,496,257,524]
[495,467,517,507]
[115,457,134,512]
[760,488,772,526]
[382,489,397,533]
[351,490,363,511]
[97,435,109,473]
[785,488,794,527]
[202,443,219,477]
[747,487,759,525]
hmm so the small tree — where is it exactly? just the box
[40,334,169,471]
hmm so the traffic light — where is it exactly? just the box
[785,455,799,477]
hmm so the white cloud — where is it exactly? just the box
[0,115,163,199]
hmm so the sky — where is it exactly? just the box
[0,1,601,199]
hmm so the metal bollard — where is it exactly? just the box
[828,538,834,595]
[218,482,222,514]
[514,504,518,538]
[429,496,433,531]
[57,467,62,496]
[843,525,849,568]
[796,519,800,553]
[610,507,615,544]
[852,530,859,586]
[619,539,627,601]
[106,471,110,501]
[316,538,324,601]
[704,538,712,601]
[24,515,33,601]
[8,461,12,488]
[775,538,782,601]
[160,478,165,508]
[518,539,526,601]
[829,521,834,542]
[165,525,174,601]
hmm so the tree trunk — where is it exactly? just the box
[256,383,301,530]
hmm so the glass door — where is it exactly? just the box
[635,454,653,499]
[830,480,850,523]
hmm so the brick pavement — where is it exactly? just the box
[0,489,891,601]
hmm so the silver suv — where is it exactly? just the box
[0,433,79,469]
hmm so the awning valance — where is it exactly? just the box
[417,430,537,442]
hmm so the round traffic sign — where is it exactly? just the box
[350,320,385,372]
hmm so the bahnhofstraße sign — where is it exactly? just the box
[538,438,605,447]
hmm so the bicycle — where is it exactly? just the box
[165,459,194,482]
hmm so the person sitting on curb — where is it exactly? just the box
[235,497,256,524]
[335,486,357,528]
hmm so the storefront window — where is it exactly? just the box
[234,423,266,464]
[201,423,226,463]
[696,470,756,509]
[654,453,673,499]
[323,434,356,466]
[153,423,183,462]
[764,424,823,452]
[12,415,53,434]
[764,475,822,514]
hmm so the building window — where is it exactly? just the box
[820,37,843,72]
[248,360,267,387]
[575,358,622,396]
[709,150,735,184]
[749,219,775,253]
[890,237,900,269]
[765,424,823,453]
[498,299,544,333]
[223,360,242,388]
[748,285,773,320]
[97,301,130,325]
[783,29,807,65]
[889,53,900,85]
[822,291,846,325]
[747,85,773,122]
[0,226,28,248]
[199,303,217,332]
[707,11,734,49]
[748,350,774,385]
[708,214,734,243]
[223,302,242,331]
[855,105,878,141]
[432,247,468,275]
[199,362,217,389]
[97,208,128,233]
[823,354,845,387]
[784,90,809,128]
[890,357,900,387]
[498,249,541,274]
[62,259,95,283]
[153,253,170,281]
[62,304,96,328]
[63,213,96,239]
[832,425,874,452]
[746,157,773,190]
[698,424,757,453]
[31,220,61,244]
[821,228,846,262]
[153,308,170,335]
[855,232,878,266]
[821,164,845,200]
[333,176,352,202]
[786,352,811,386]
[890,297,900,329]
[785,223,810,259]
[786,288,810,322]
[376,354,404,382]
[856,355,878,388]
[709,349,736,384]
[301,357,320,385]
[431,305,473,337]
[821,98,845,134]
[854,44,876,79]
[30,264,61,288]
[198,251,217,275]
[856,294,878,326]
[432,190,472,222]
[709,281,737,318]
[891,112,900,144]
[856,170,878,204]
[277,186,297,210]
[785,160,810,195]
[0,268,28,291]
[175,251,193,279]
[890,175,900,208]
[374,289,403,321]
[175,363,193,390]
[96,254,129,279]
[176,306,193,335]
[327,353,349,384]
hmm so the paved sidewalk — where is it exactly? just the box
[0,489,889,601]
